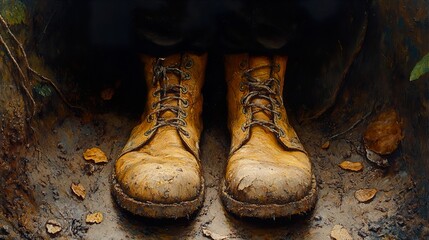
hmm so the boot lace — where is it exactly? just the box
[240,64,285,137]
[145,58,190,137]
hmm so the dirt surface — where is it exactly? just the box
[0,96,423,240]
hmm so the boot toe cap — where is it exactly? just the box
[115,151,202,204]
[226,158,312,204]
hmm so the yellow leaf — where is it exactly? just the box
[355,188,377,202]
[339,161,364,172]
[71,183,86,200]
[46,219,62,235]
[86,212,103,224]
[321,141,330,149]
[83,147,108,163]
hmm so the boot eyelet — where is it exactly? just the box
[182,100,189,108]
[152,103,157,109]
[147,115,153,122]
[239,82,245,92]
[181,87,188,94]
[183,72,191,80]
[184,59,193,69]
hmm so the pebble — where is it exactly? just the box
[368,222,381,232]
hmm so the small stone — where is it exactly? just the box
[314,215,322,221]
[330,225,353,240]
[358,229,368,238]
[368,222,381,232]
[57,142,64,149]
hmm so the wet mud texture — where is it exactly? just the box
[5,88,427,240]
[1,0,429,239]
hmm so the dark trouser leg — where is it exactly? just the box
[133,0,216,55]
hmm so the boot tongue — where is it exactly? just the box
[248,56,272,123]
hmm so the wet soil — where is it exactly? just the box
[2,95,425,239]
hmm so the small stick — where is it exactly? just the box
[327,110,372,140]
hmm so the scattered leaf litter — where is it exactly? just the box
[46,219,62,235]
[71,183,86,200]
[339,161,364,172]
[86,212,103,224]
[355,188,377,203]
[83,147,108,163]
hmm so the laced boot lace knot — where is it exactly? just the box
[240,63,285,138]
[144,57,190,137]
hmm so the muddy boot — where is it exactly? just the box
[221,54,317,218]
[112,53,207,218]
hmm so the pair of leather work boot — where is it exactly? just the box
[111,52,317,219]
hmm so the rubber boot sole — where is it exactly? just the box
[111,173,205,219]
[221,174,318,218]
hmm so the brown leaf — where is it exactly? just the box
[339,161,364,172]
[71,183,86,199]
[86,212,103,224]
[83,147,108,163]
[364,109,403,155]
[355,188,377,202]
[100,88,115,101]
[46,219,62,235]
[321,141,330,149]
[330,225,353,240]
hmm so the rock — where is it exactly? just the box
[202,227,228,240]
[330,225,353,240]
[365,149,389,167]
[368,222,381,232]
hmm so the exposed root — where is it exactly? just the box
[0,14,85,120]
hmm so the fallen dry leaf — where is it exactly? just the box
[321,141,330,149]
[364,109,403,155]
[83,147,108,163]
[339,161,364,172]
[355,188,377,203]
[86,212,103,224]
[330,225,353,240]
[46,219,62,235]
[100,88,115,101]
[71,183,86,200]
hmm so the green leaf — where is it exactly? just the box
[34,83,52,97]
[410,52,429,81]
[0,0,27,26]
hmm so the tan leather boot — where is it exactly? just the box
[221,54,317,218]
[112,53,207,218]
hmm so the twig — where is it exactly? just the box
[327,110,372,140]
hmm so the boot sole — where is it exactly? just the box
[111,173,205,219]
[221,174,318,218]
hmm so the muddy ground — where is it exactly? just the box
[1,73,428,240]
